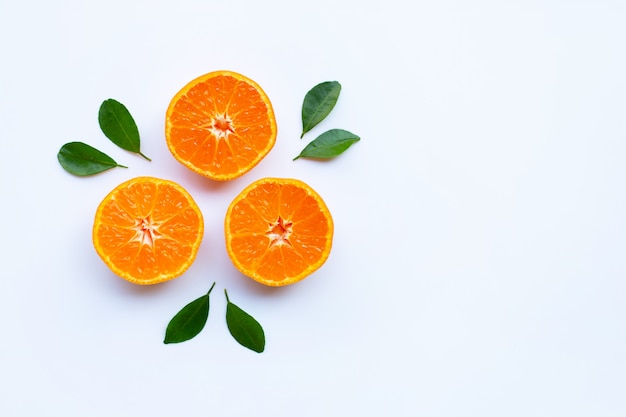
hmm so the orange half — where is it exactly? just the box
[165,70,277,181]
[225,178,334,286]
[92,177,204,285]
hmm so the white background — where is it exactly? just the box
[1,0,625,415]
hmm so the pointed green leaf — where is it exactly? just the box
[301,81,341,138]
[164,283,215,344]
[224,290,265,353]
[57,141,127,176]
[294,129,360,160]
[98,98,151,161]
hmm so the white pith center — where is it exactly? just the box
[133,216,160,247]
[266,217,293,247]
[209,114,234,140]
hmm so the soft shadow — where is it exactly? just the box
[166,163,227,193]
[294,156,336,165]
[106,271,179,297]
[224,267,301,300]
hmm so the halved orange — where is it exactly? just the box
[92,177,204,285]
[224,178,334,286]
[165,70,277,181]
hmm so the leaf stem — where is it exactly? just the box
[207,282,216,295]
[117,164,129,168]
[139,152,152,161]
[224,289,230,303]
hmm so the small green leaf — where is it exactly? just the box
[164,283,215,344]
[301,81,341,138]
[224,290,265,353]
[98,98,151,161]
[294,129,360,160]
[57,142,127,176]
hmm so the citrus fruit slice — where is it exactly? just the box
[92,177,204,285]
[165,70,277,181]
[224,178,333,286]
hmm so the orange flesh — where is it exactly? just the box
[165,71,277,181]
[225,178,333,286]
[93,177,204,285]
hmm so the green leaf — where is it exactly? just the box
[57,142,127,176]
[301,81,341,138]
[224,290,265,353]
[294,129,360,160]
[98,98,151,161]
[164,283,215,344]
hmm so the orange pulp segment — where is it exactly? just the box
[165,70,277,181]
[224,178,333,286]
[92,177,204,285]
